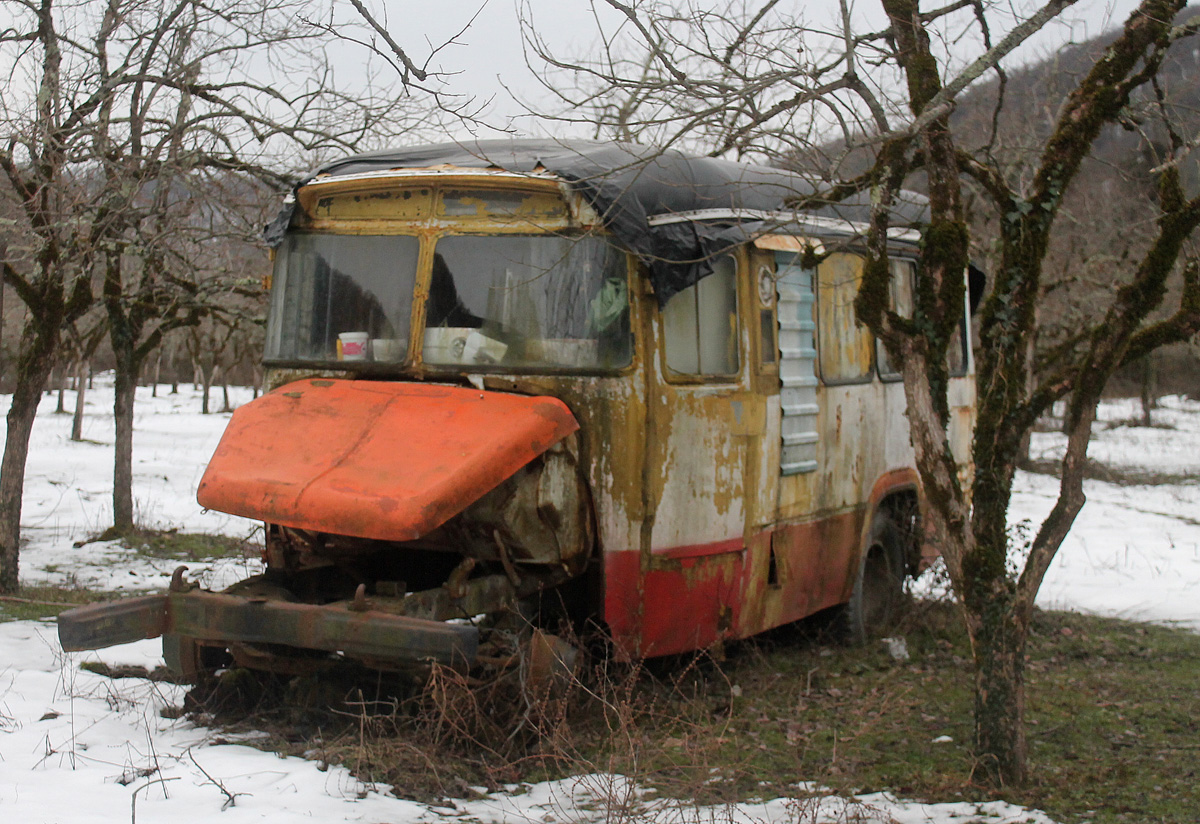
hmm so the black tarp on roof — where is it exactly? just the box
[266,139,929,305]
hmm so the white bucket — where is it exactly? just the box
[338,331,368,360]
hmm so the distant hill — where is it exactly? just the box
[787,7,1200,395]
[950,5,1200,195]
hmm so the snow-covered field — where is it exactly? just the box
[2,379,1198,824]
[1018,396,1200,631]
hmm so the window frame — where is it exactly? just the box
[418,230,636,374]
[263,230,422,366]
[660,254,743,384]
[815,251,875,387]
[877,257,916,383]
[875,257,972,382]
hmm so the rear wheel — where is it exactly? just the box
[837,509,908,644]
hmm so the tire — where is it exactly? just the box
[836,509,908,644]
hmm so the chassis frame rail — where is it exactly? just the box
[57,589,479,667]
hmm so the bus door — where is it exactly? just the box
[636,253,761,655]
[772,249,888,622]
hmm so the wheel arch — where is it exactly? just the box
[865,470,922,577]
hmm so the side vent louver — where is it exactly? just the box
[776,254,819,475]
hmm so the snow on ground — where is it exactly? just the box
[1015,395,1200,631]
[17,381,264,595]
[0,615,1059,823]
[3,378,1198,823]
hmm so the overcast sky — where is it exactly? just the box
[356,0,1150,140]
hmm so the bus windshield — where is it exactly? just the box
[265,233,418,363]
[423,234,630,370]
[266,232,632,371]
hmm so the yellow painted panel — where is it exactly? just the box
[310,187,434,221]
[753,234,824,254]
[817,253,873,381]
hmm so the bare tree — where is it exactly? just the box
[185,312,239,415]
[0,0,98,592]
[528,0,1200,785]
[923,3,1200,783]
[62,312,108,442]
[322,0,494,127]
[0,0,429,579]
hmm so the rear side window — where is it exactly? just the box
[663,256,739,377]
[877,259,915,380]
[876,258,971,379]
[817,253,873,383]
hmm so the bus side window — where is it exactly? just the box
[876,259,970,379]
[663,256,739,377]
[878,259,915,381]
[817,253,873,383]
[947,313,969,376]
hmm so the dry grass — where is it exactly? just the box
[0,584,108,621]
[174,603,1200,822]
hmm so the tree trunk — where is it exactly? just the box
[1139,355,1157,426]
[111,355,137,532]
[971,607,1030,787]
[55,365,67,413]
[966,405,1034,786]
[200,361,213,415]
[0,345,57,593]
[71,359,88,442]
[0,245,5,386]
[221,371,230,413]
[152,346,163,398]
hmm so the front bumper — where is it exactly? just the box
[57,588,479,667]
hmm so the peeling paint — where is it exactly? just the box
[62,167,977,670]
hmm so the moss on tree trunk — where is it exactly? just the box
[972,608,1029,786]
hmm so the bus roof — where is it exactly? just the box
[268,139,928,304]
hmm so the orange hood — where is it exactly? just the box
[197,379,579,541]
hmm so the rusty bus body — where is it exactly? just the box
[58,140,975,677]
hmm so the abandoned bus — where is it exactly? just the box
[58,140,975,679]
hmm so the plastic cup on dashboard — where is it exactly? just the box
[338,332,368,360]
